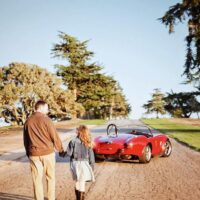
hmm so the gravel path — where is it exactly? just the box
[0,119,200,200]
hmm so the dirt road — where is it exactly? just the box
[0,119,200,200]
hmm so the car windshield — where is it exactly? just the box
[121,128,150,135]
[106,124,154,137]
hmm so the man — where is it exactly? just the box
[23,100,64,200]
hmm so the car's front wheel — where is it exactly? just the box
[139,145,151,163]
[162,140,172,157]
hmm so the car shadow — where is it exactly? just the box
[95,159,143,165]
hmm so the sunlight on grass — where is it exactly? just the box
[79,119,106,125]
[141,118,200,151]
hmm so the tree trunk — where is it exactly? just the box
[73,88,77,101]
[156,111,159,119]
[109,98,114,120]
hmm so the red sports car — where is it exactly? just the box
[93,123,172,163]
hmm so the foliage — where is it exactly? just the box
[143,89,166,118]
[79,119,106,126]
[0,63,84,125]
[164,91,200,118]
[111,86,131,118]
[160,0,200,83]
[52,32,131,119]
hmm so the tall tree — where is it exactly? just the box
[112,90,132,119]
[52,32,94,100]
[164,91,200,118]
[0,63,83,125]
[160,0,200,83]
[143,89,166,118]
[52,32,131,119]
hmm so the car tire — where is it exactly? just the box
[95,155,105,162]
[162,140,172,157]
[139,144,151,163]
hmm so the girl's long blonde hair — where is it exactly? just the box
[77,125,92,148]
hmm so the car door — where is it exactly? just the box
[149,134,162,155]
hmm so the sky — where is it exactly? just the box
[0,0,195,119]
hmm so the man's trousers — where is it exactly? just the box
[29,152,55,200]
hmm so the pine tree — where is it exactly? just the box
[160,0,200,83]
[164,91,200,118]
[143,89,166,118]
[52,32,131,119]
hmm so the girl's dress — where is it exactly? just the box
[67,137,95,182]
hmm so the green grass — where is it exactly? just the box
[141,118,200,151]
[79,119,106,126]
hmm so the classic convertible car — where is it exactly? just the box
[93,123,172,163]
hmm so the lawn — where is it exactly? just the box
[79,119,106,126]
[141,118,200,151]
[0,119,106,135]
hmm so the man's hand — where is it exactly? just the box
[59,151,66,158]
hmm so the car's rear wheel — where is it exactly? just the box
[95,154,105,162]
[139,144,151,163]
[162,140,172,157]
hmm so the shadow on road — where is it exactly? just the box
[0,192,34,200]
[0,152,70,163]
[95,159,143,165]
[56,128,74,133]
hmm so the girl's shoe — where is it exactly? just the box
[75,189,80,200]
[79,192,85,200]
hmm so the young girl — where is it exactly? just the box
[66,125,95,200]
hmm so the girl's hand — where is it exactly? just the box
[59,151,66,157]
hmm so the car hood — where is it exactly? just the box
[96,133,138,144]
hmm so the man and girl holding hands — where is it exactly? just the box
[23,100,95,200]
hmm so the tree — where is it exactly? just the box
[0,63,84,125]
[52,32,95,100]
[143,89,166,118]
[160,0,200,83]
[52,32,131,119]
[110,85,132,119]
[164,91,200,118]
[77,74,116,119]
